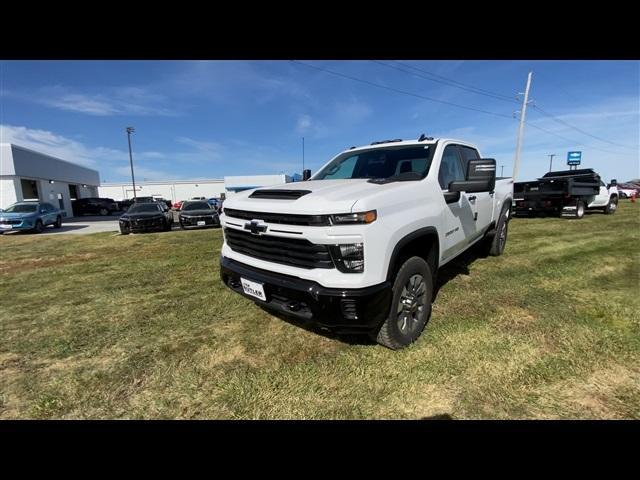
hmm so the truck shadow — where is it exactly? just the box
[260,243,490,346]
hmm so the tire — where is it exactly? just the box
[34,220,44,233]
[376,256,433,350]
[489,206,510,256]
[575,200,585,219]
[54,216,62,229]
[604,196,618,215]
[120,226,130,235]
[98,207,109,216]
[165,219,173,231]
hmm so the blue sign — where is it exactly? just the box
[567,151,582,166]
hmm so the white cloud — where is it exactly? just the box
[7,86,180,117]
[296,115,312,133]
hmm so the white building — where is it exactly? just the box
[99,179,226,203]
[99,174,292,202]
[0,143,100,217]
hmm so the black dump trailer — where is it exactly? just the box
[514,169,601,218]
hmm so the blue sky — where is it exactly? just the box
[1,60,638,183]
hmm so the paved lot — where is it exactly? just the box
[2,211,191,236]
[2,215,121,236]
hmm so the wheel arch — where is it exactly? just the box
[386,227,439,283]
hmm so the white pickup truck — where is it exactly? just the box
[220,137,513,349]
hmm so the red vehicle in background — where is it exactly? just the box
[172,200,184,210]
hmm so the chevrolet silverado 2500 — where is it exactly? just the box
[219,137,514,349]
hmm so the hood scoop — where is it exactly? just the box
[249,189,311,200]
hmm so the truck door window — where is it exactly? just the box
[438,145,465,190]
[458,146,480,175]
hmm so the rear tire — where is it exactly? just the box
[54,216,62,228]
[603,196,618,215]
[480,206,510,256]
[376,256,433,350]
[99,207,109,216]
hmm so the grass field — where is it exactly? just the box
[1,202,639,419]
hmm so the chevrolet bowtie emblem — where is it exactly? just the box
[244,219,268,235]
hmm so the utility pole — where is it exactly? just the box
[126,126,137,198]
[513,71,533,182]
[302,137,305,175]
[548,154,556,172]
[500,165,505,177]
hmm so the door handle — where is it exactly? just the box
[468,195,477,202]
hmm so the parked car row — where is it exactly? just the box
[119,198,220,235]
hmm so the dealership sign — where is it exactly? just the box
[567,151,582,166]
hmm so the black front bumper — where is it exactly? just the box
[219,256,392,333]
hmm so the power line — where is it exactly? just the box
[530,104,638,150]
[377,60,519,104]
[292,60,631,157]
[524,121,630,156]
[290,60,514,120]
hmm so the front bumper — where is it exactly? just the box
[120,220,165,233]
[0,220,33,231]
[220,256,392,333]
[180,216,220,228]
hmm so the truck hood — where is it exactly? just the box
[223,179,414,214]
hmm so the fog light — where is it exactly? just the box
[330,243,364,273]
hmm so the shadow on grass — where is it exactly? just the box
[258,243,491,347]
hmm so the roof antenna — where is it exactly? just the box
[418,133,427,141]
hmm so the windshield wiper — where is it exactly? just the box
[367,172,422,184]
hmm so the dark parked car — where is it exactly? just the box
[119,202,173,234]
[72,197,119,216]
[178,200,220,229]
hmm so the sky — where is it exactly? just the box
[1,60,638,184]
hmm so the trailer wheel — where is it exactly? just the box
[603,196,618,215]
[575,200,585,219]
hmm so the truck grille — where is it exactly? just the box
[0,220,22,225]
[224,228,334,269]
[223,208,330,226]
[181,215,218,226]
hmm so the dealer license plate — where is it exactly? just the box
[241,277,266,301]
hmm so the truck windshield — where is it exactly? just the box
[314,145,434,180]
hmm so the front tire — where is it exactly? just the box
[98,207,109,216]
[54,216,62,228]
[376,256,433,350]
[34,220,44,233]
[604,196,618,214]
[574,200,585,219]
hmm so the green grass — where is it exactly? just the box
[1,202,639,419]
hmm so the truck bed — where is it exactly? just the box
[514,169,601,214]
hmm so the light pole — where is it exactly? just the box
[548,154,556,172]
[500,165,505,177]
[126,127,137,198]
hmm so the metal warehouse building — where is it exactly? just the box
[98,174,292,202]
[0,143,100,217]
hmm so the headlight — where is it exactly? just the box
[330,243,364,273]
[330,210,376,225]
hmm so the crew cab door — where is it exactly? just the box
[438,145,476,262]
[458,145,493,231]
[589,180,610,207]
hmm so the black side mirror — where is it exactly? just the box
[302,169,312,181]
[610,179,617,186]
[449,158,496,193]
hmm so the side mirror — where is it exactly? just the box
[610,179,617,186]
[302,169,312,181]
[449,158,496,193]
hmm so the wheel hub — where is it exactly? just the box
[397,274,427,332]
